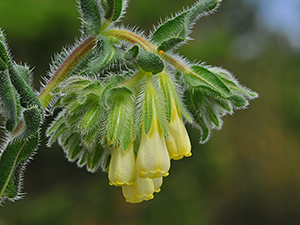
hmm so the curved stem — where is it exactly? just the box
[12,36,96,137]
[102,29,155,52]
[38,36,96,108]
[103,29,194,76]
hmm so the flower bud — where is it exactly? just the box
[165,99,191,160]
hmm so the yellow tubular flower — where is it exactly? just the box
[108,141,136,186]
[165,98,192,160]
[136,116,170,178]
[122,175,155,203]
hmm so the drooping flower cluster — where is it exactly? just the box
[47,70,192,203]
[0,0,258,204]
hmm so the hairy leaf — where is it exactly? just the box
[89,36,116,75]
[104,0,124,22]
[151,0,221,51]
[80,0,102,36]
[0,133,39,201]
[0,70,20,132]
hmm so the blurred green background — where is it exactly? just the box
[1,0,300,224]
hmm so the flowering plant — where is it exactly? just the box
[0,0,257,204]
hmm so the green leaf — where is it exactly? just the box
[0,70,20,132]
[0,37,10,68]
[80,0,102,36]
[13,64,32,86]
[151,12,188,52]
[185,65,232,98]
[8,63,43,114]
[151,0,221,51]
[0,133,39,201]
[89,36,116,75]
[104,0,124,22]
[17,106,42,139]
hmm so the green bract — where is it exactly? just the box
[0,0,257,204]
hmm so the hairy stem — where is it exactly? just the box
[12,36,96,137]
[102,29,155,52]
[38,36,96,108]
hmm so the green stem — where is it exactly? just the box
[12,36,96,137]
[102,29,155,52]
[38,36,96,109]
[123,70,145,89]
[103,29,195,75]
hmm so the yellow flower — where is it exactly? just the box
[108,141,136,186]
[136,116,170,178]
[122,175,155,203]
[165,99,191,160]
[121,175,163,203]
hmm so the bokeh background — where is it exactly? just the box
[1,0,300,224]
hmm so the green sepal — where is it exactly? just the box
[143,84,168,136]
[81,125,101,146]
[86,144,105,172]
[0,132,39,201]
[101,76,128,107]
[79,0,102,36]
[79,100,102,133]
[46,115,65,137]
[47,123,69,147]
[106,91,133,148]
[79,81,103,103]
[61,133,84,161]
[125,45,164,74]
[89,36,116,75]
[183,88,210,143]
[151,0,220,52]
[143,88,153,135]
[104,0,124,22]
[185,65,232,98]
[0,70,20,132]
